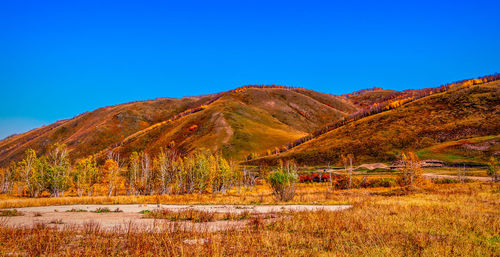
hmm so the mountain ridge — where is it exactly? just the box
[1,75,499,167]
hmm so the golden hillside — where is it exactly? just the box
[110,87,357,160]
[249,79,500,165]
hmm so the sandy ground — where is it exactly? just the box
[422,173,492,182]
[357,163,389,170]
[1,204,351,232]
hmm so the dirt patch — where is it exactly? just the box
[357,163,389,170]
[1,204,351,232]
[461,140,497,151]
[422,174,491,182]
[212,112,234,144]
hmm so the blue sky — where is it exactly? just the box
[1,0,499,139]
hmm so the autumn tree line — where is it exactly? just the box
[0,144,256,198]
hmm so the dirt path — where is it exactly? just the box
[422,173,491,182]
[1,204,351,232]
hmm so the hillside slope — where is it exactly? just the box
[416,135,499,165]
[110,87,357,160]
[0,96,213,166]
[250,80,500,165]
[0,86,356,165]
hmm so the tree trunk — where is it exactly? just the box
[349,157,353,189]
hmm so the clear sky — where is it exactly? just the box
[1,0,499,139]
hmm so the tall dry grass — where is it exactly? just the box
[0,182,498,256]
[0,183,350,208]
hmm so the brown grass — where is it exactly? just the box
[0,184,350,209]
[144,209,253,222]
[0,182,498,256]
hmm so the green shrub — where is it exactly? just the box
[0,209,23,216]
[268,162,298,201]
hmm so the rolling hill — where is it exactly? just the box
[0,85,357,166]
[106,86,357,160]
[0,95,213,166]
[2,75,499,167]
[248,79,500,165]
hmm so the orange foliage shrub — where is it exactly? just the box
[188,125,198,132]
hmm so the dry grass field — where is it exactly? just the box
[0,181,498,256]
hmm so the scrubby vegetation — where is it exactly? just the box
[267,161,298,201]
[431,178,473,184]
[487,157,499,181]
[92,207,122,213]
[143,209,253,222]
[66,208,88,213]
[0,209,23,217]
[145,208,216,222]
[0,182,498,256]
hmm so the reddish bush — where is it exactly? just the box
[298,173,331,183]
[299,175,312,183]
[320,173,331,181]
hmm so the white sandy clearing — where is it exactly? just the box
[1,204,351,232]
